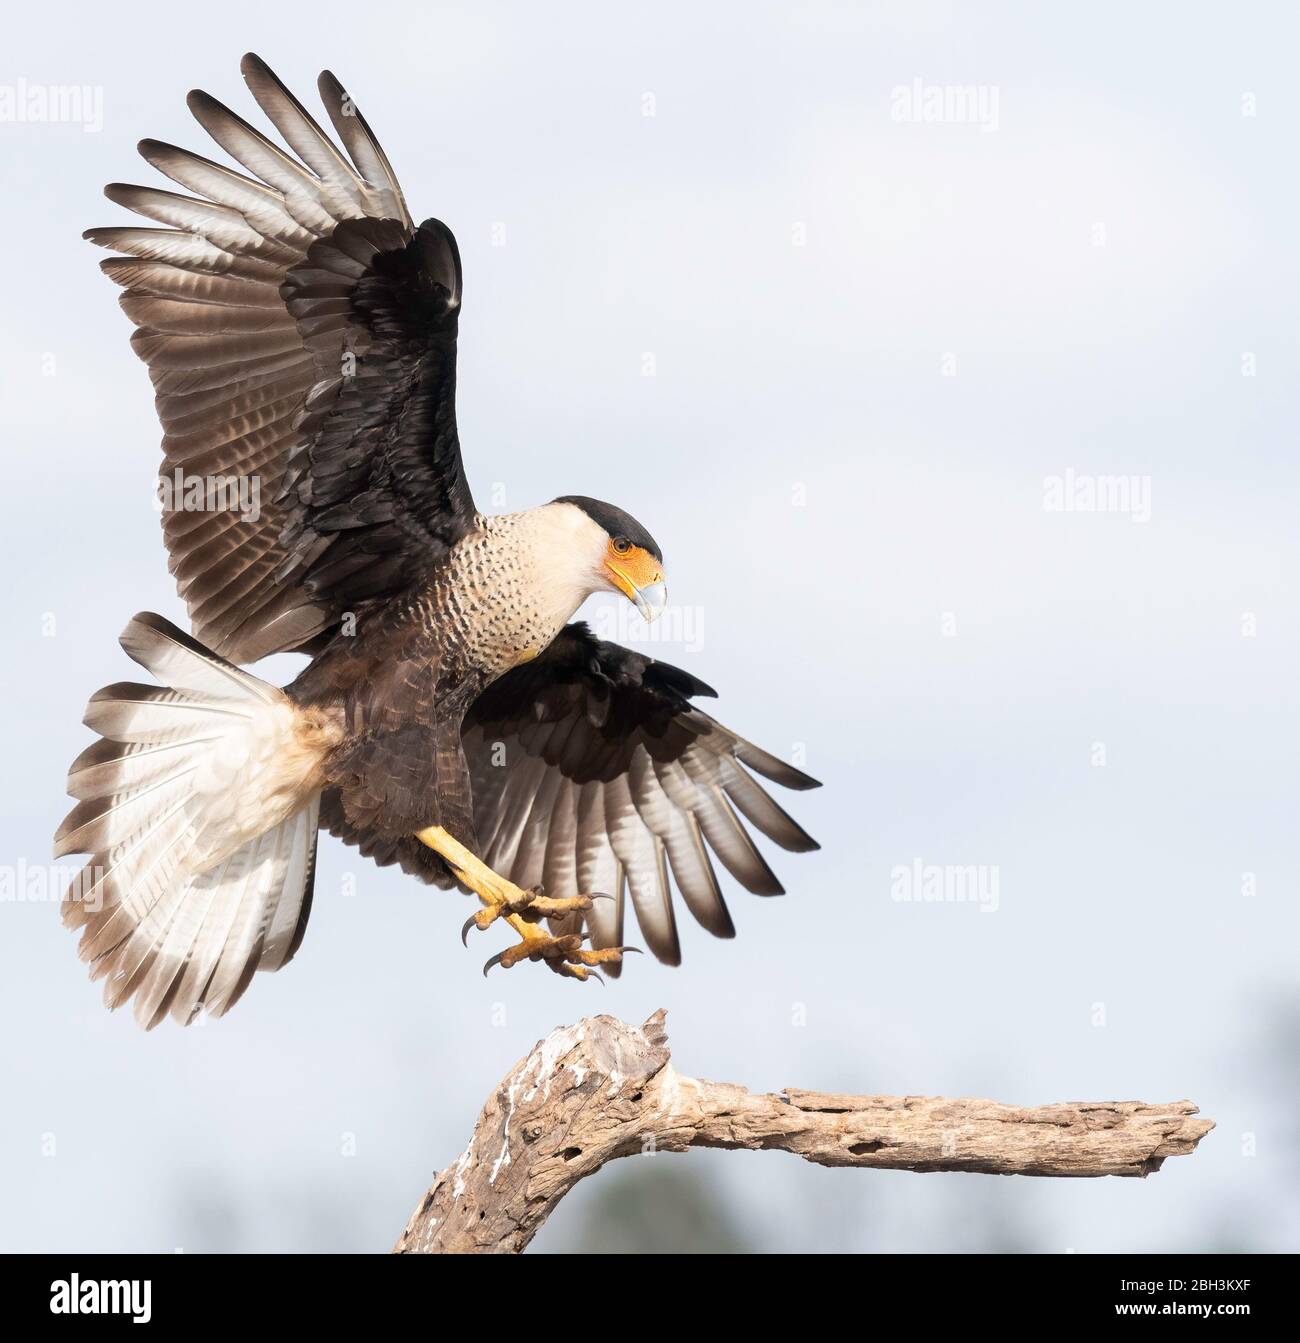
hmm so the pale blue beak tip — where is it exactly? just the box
[634,581,667,623]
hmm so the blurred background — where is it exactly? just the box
[1,0,1296,1253]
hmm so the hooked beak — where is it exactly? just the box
[632,580,667,623]
[605,548,667,624]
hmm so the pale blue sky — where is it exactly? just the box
[1,0,1296,1252]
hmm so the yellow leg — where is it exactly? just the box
[415,826,624,980]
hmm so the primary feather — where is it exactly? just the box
[87,53,474,664]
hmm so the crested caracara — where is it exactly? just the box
[54,55,820,1028]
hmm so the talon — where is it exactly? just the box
[515,891,597,920]
[463,904,507,943]
[414,829,631,984]
[554,962,602,984]
[569,946,629,967]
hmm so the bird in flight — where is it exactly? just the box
[55,55,820,1028]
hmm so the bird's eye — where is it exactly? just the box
[612,536,631,554]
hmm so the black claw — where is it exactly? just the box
[585,970,605,986]
[588,892,614,904]
[460,914,478,947]
[482,950,508,978]
[620,945,643,956]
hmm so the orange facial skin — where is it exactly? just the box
[602,541,663,602]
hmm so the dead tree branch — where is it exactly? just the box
[394,1010,1214,1253]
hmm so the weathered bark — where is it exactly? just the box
[394,1010,1214,1254]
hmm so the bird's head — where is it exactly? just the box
[550,495,667,622]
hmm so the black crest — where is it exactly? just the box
[553,495,662,562]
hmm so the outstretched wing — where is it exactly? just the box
[462,624,820,970]
[87,53,476,663]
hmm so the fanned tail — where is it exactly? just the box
[54,613,330,1028]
